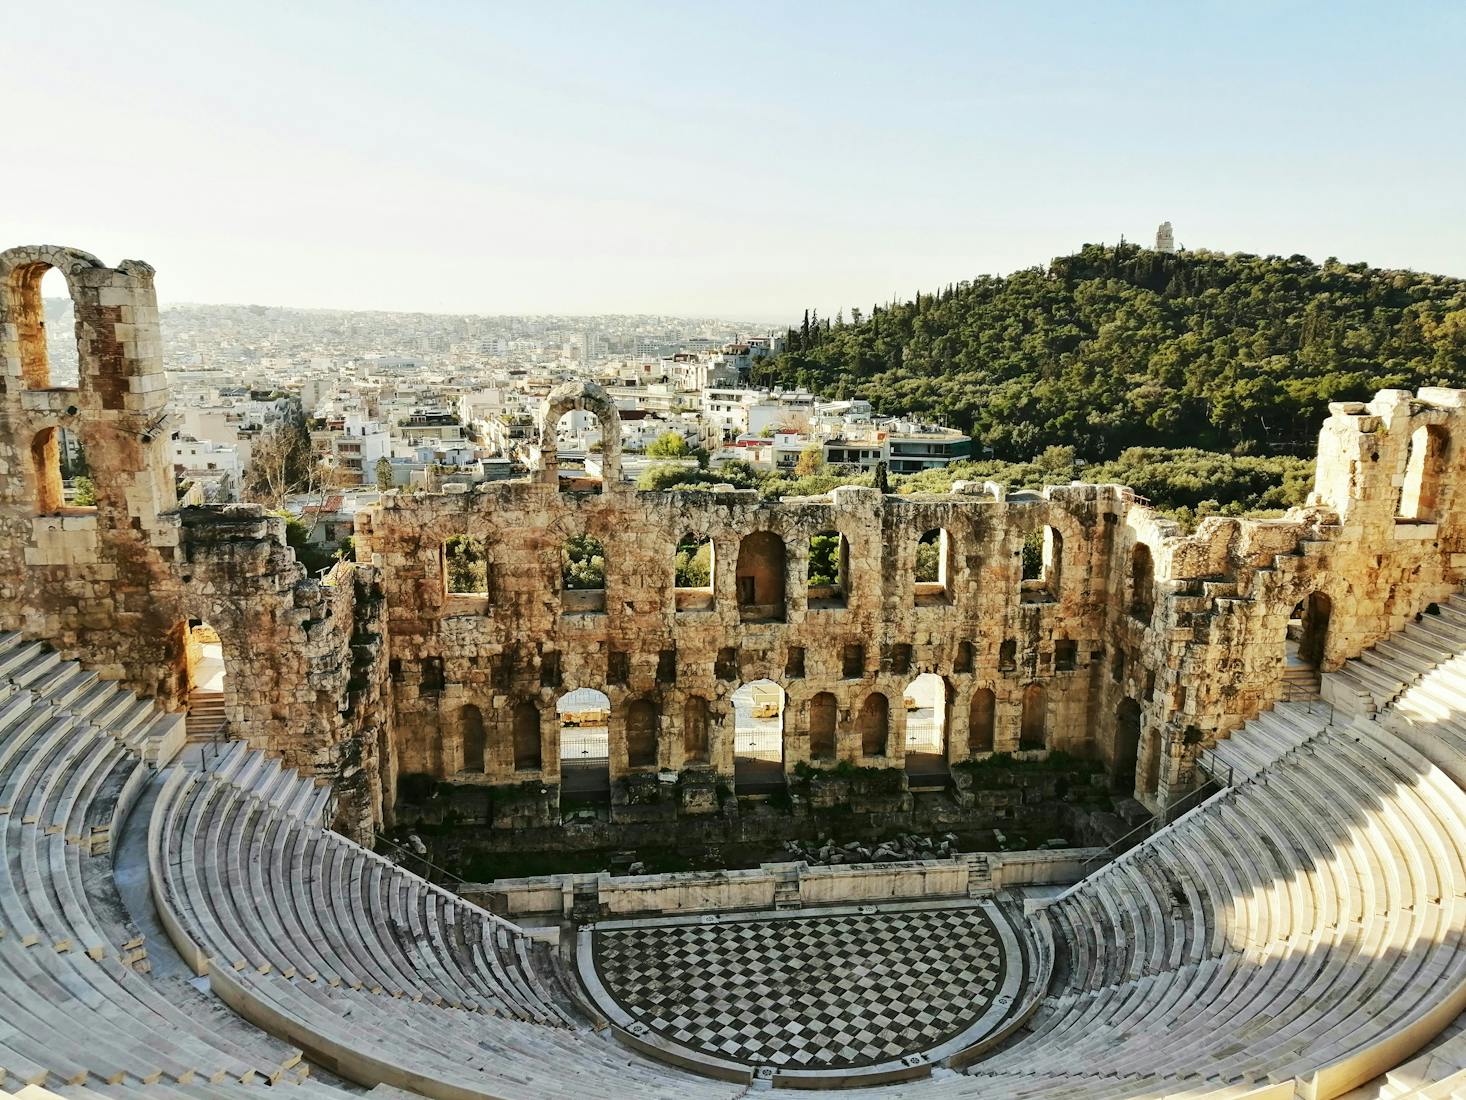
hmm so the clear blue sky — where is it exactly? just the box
[4,1,1463,319]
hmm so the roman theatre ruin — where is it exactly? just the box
[3,244,1466,1097]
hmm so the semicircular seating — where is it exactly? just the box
[10,596,1466,1100]
[0,638,310,1093]
[148,756,748,1100]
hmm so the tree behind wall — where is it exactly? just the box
[243,415,316,507]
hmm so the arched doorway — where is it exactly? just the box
[903,673,949,788]
[968,688,996,755]
[1019,683,1046,750]
[808,692,837,763]
[558,688,611,805]
[183,620,228,743]
[512,699,541,771]
[625,697,659,768]
[1286,592,1330,697]
[1114,698,1142,792]
[732,679,785,794]
[683,696,711,765]
[859,692,890,757]
[459,705,486,773]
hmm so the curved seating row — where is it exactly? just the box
[0,644,309,1094]
[149,760,746,1099]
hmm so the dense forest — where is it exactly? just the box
[751,244,1466,460]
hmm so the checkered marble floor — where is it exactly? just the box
[591,905,1009,1070]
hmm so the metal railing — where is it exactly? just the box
[375,831,464,888]
[1080,775,1225,873]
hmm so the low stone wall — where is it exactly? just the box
[466,845,1106,919]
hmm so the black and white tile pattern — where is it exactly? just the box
[592,905,1008,1071]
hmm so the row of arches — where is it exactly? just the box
[436,674,1059,781]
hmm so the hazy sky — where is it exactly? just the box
[5,1,1463,320]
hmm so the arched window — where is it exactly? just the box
[915,528,952,605]
[674,532,714,611]
[1019,683,1046,750]
[561,534,606,613]
[808,691,837,762]
[736,531,786,622]
[1399,424,1450,522]
[1130,544,1155,622]
[444,535,489,595]
[1114,698,1142,792]
[626,698,659,768]
[460,705,486,773]
[512,699,541,771]
[903,673,946,755]
[683,696,711,764]
[858,692,889,757]
[8,262,77,390]
[1021,526,1062,602]
[807,530,850,609]
[969,688,996,755]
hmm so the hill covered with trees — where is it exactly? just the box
[752,243,1466,460]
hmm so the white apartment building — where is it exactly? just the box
[172,436,243,501]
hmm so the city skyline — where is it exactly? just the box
[6,1,1465,319]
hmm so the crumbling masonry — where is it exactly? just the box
[3,244,1464,843]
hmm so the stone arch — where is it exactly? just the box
[537,380,622,487]
[808,691,837,762]
[0,246,102,391]
[683,695,711,764]
[625,697,659,768]
[1020,682,1046,749]
[969,688,996,755]
[459,704,486,773]
[736,530,786,622]
[902,672,947,755]
[1130,543,1155,622]
[1399,423,1450,521]
[1114,698,1143,791]
[512,698,541,771]
[858,691,890,757]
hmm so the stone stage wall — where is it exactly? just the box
[4,243,1465,841]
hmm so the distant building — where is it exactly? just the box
[1156,221,1176,254]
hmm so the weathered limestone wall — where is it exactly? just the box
[359,381,1466,820]
[357,386,1123,807]
[0,245,391,844]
